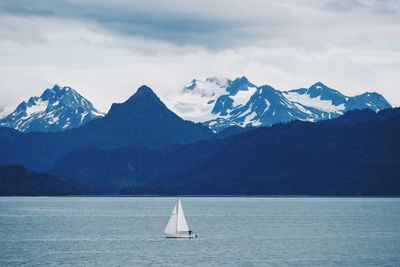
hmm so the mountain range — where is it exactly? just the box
[0,86,213,172]
[0,83,398,196]
[171,77,392,132]
[0,77,392,133]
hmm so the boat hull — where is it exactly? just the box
[165,233,197,238]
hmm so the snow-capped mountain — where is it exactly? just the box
[171,76,257,123]
[170,77,392,132]
[0,85,104,132]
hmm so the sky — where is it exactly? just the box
[1,0,399,114]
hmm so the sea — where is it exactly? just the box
[0,197,399,266]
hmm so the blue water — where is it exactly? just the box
[0,197,399,266]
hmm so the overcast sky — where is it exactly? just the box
[1,0,399,113]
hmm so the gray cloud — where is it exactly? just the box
[0,0,245,48]
[0,0,399,112]
[0,0,54,16]
[0,0,334,50]
[1,0,398,50]
[325,0,367,11]
[325,0,400,14]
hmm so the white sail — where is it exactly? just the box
[176,199,189,232]
[164,203,177,234]
[164,198,196,238]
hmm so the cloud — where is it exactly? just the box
[325,0,400,14]
[0,0,54,16]
[0,0,399,113]
[0,0,251,48]
[1,0,399,50]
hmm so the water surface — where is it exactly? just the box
[1,197,399,266]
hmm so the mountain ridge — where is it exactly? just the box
[170,77,392,132]
[0,79,393,133]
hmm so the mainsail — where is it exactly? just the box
[176,199,189,232]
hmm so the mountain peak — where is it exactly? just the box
[0,85,104,132]
[107,85,167,120]
[40,84,77,100]
[312,81,326,88]
[137,85,157,95]
[205,77,230,87]
[227,76,256,95]
[305,82,345,102]
[184,79,198,90]
[183,77,230,95]
[97,85,214,148]
[125,85,160,104]
[233,76,250,83]
[49,84,71,93]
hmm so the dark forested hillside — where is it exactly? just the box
[122,108,400,196]
[50,138,227,194]
[0,165,78,196]
[50,108,400,196]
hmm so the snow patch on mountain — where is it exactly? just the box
[231,86,257,107]
[26,99,49,117]
[283,91,345,113]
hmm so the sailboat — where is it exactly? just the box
[164,198,197,238]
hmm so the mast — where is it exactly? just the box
[176,197,179,233]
